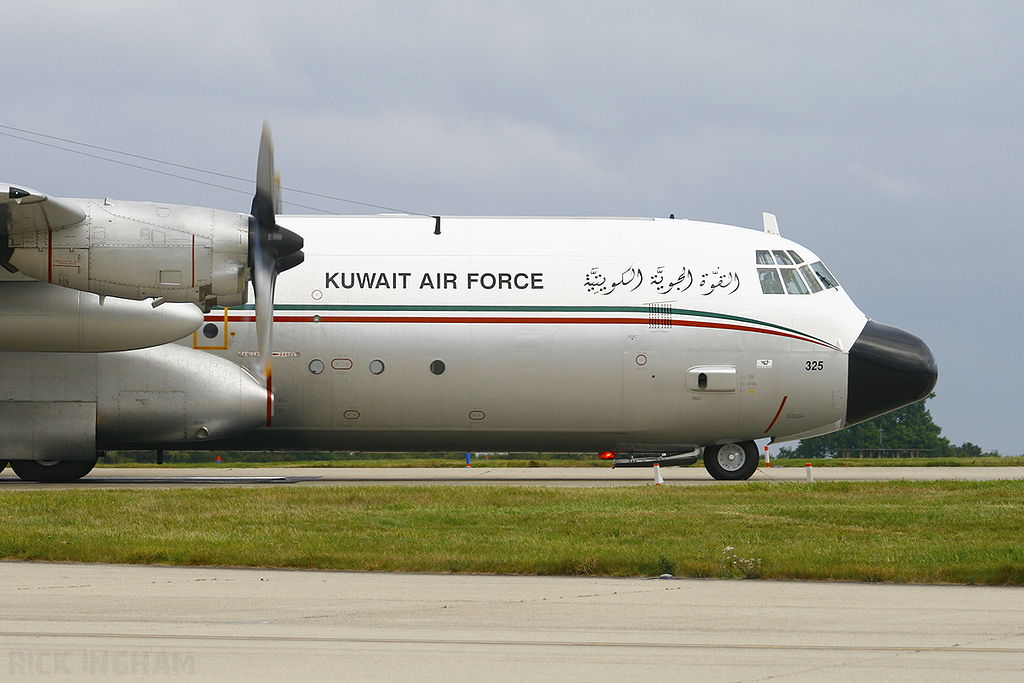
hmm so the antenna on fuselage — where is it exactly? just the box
[763,212,780,236]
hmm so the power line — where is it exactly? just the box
[0,124,426,217]
[0,126,249,198]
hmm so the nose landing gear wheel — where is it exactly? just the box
[703,441,759,480]
[9,458,98,483]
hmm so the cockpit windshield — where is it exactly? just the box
[772,250,794,265]
[756,250,840,294]
[780,268,809,294]
[809,261,839,289]
[798,265,823,293]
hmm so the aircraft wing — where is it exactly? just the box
[1,185,86,236]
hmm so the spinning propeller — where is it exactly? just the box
[247,122,304,423]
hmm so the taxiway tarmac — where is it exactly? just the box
[1,562,1022,682]
[2,465,1023,489]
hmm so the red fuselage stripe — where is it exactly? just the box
[206,314,834,348]
[764,395,789,433]
[44,206,53,283]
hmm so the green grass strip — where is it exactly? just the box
[2,480,1023,584]
[768,456,1024,468]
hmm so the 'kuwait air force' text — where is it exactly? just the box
[324,272,543,290]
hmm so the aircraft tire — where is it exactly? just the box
[703,441,759,481]
[9,458,98,483]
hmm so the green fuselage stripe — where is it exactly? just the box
[218,303,836,349]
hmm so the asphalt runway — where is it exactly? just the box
[2,465,1024,489]
[1,562,1022,682]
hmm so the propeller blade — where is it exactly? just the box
[253,250,276,381]
[252,122,275,233]
[249,122,276,385]
[246,121,305,424]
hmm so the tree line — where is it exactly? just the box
[777,394,1001,459]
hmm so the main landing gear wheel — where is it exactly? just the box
[703,441,759,481]
[9,458,98,483]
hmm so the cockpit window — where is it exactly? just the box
[780,268,810,294]
[810,261,839,289]
[758,268,784,294]
[761,250,839,294]
[756,250,840,294]
[799,265,823,293]
[772,250,793,265]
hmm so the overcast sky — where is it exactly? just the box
[3,2,1021,454]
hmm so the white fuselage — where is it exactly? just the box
[188,214,868,453]
[0,141,937,483]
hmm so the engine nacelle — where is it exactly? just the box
[0,280,203,352]
[96,344,269,445]
[0,345,269,459]
[8,198,250,311]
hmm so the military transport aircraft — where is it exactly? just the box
[0,125,937,482]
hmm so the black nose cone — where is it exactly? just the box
[846,320,938,426]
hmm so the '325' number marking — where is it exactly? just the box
[806,360,824,371]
